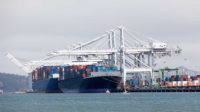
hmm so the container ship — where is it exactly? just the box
[32,65,122,93]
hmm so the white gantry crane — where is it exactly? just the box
[6,26,181,91]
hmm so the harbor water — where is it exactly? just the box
[0,93,200,112]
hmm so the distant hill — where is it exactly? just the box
[0,73,28,92]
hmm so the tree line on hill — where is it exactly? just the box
[0,73,28,92]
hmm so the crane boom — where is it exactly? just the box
[5,53,31,73]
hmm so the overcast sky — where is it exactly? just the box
[0,0,200,75]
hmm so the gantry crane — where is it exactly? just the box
[6,26,181,91]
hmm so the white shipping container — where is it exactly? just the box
[172,81,177,87]
[182,81,188,87]
[188,75,191,79]
[91,72,121,77]
[177,81,182,87]
[52,73,60,78]
[193,80,200,86]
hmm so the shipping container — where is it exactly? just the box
[172,81,177,87]
[161,80,166,86]
[129,79,135,87]
[177,81,182,87]
[167,82,172,87]
[188,81,193,87]
[182,81,188,87]
[193,80,200,86]
[165,77,170,81]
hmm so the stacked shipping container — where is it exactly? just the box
[32,65,120,81]
[162,75,200,87]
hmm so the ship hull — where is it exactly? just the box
[32,78,62,93]
[59,76,122,93]
[31,65,122,93]
[58,78,82,93]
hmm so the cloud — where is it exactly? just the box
[0,0,200,74]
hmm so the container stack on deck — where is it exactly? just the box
[32,65,120,81]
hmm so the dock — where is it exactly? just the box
[130,88,200,92]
